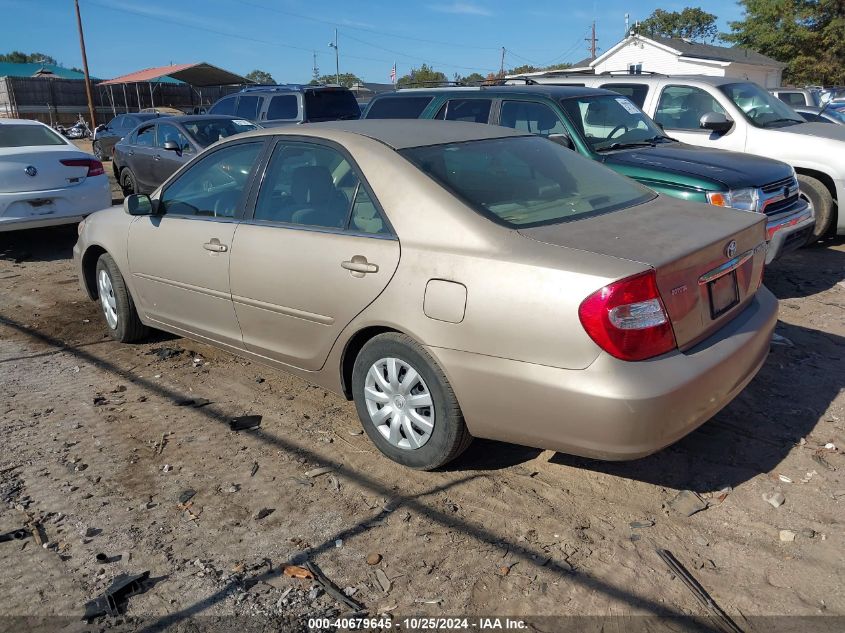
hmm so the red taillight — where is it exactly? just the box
[578,270,676,361]
[60,158,104,177]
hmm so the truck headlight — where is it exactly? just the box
[707,188,761,212]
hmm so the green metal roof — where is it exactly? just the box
[0,62,96,80]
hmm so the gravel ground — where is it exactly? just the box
[0,153,844,631]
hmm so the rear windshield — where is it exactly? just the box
[365,96,433,119]
[182,118,258,146]
[0,124,66,147]
[401,136,654,228]
[304,89,360,122]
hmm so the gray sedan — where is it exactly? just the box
[113,115,258,195]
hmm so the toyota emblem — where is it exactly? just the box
[725,240,737,259]
[24,165,37,177]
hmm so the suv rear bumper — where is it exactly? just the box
[765,201,814,263]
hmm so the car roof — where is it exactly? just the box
[156,114,251,124]
[376,84,613,100]
[236,119,531,150]
[0,118,47,126]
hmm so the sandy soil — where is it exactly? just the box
[0,162,843,630]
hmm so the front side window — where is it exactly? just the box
[777,92,806,107]
[267,95,299,120]
[159,142,262,218]
[719,82,804,128]
[156,123,192,153]
[401,136,654,228]
[435,99,492,123]
[134,125,156,147]
[599,83,649,108]
[182,118,258,148]
[498,100,567,136]
[559,95,666,151]
[209,96,236,116]
[0,124,66,147]
[654,85,726,130]
[365,96,433,119]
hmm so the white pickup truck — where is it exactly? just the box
[528,74,844,242]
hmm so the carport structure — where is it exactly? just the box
[97,62,251,116]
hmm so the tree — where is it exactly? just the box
[245,69,275,84]
[458,72,486,84]
[637,7,719,42]
[724,0,845,85]
[397,64,448,87]
[309,73,362,88]
[0,51,58,64]
[508,64,539,75]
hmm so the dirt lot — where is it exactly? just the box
[1,156,844,631]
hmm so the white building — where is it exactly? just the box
[520,34,785,88]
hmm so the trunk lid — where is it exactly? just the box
[0,146,95,193]
[519,195,767,349]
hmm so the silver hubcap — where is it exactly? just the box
[97,269,118,329]
[364,357,434,450]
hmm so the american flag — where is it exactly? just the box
[390,63,396,84]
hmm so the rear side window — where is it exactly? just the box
[267,95,298,120]
[401,136,654,228]
[777,92,806,107]
[599,84,649,108]
[235,96,260,120]
[498,101,567,136]
[209,96,236,116]
[365,96,433,119]
[434,99,492,123]
[303,89,360,122]
[0,124,66,147]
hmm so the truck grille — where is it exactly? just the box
[760,176,800,216]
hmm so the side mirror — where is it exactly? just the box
[95,124,107,132]
[699,112,733,133]
[163,140,180,152]
[547,133,574,150]
[124,194,156,216]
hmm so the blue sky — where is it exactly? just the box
[1,0,746,83]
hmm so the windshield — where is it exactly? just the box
[559,95,669,152]
[719,82,804,128]
[0,124,67,147]
[182,118,258,147]
[823,107,845,124]
[304,89,361,122]
[400,136,654,228]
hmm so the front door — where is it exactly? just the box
[153,122,194,186]
[128,124,159,193]
[127,140,265,349]
[229,140,400,371]
[651,84,746,152]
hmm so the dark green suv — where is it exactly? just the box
[362,85,814,262]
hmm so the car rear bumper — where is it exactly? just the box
[0,176,111,232]
[764,202,815,263]
[428,287,777,460]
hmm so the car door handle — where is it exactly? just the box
[153,154,161,161]
[203,239,228,253]
[341,256,378,276]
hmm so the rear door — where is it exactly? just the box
[229,138,399,370]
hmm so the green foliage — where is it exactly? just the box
[309,73,362,88]
[397,64,448,87]
[456,72,486,84]
[543,63,573,71]
[637,7,719,42]
[245,69,275,85]
[508,64,539,75]
[0,51,58,64]
[724,0,845,85]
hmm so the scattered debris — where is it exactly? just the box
[92,395,108,406]
[283,565,313,580]
[250,462,259,477]
[305,561,365,611]
[811,452,835,471]
[230,415,262,432]
[366,553,382,566]
[656,550,742,633]
[779,530,796,542]
[414,597,444,605]
[176,397,210,408]
[305,466,335,478]
[148,347,182,360]
[83,571,154,620]
[800,470,818,484]
[763,492,786,509]
[668,490,708,517]
[824,442,836,451]
[162,464,173,473]
[713,486,732,504]
[0,528,28,544]
[770,333,794,347]
[778,475,793,484]
[800,528,816,539]
[178,490,196,505]
[256,376,265,384]
[253,508,274,521]
[375,568,392,593]
[348,429,364,436]
[335,539,343,548]
[629,520,655,529]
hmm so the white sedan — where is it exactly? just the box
[0,118,111,231]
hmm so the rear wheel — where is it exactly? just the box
[797,174,834,243]
[120,168,138,196]
[95,253,147,343]
[351,333,472,470]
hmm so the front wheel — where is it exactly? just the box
[120,168,138,196]
[95,253,148,343]
[797,174,834,243]
[351,333,472,470]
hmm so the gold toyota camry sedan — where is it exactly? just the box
[74,120,777,469]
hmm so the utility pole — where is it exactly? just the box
[328,29,339,85]
[586,20,598,59]
[499,47,505,77]
[73,0,97,128]
[312,51,320,83]
[624,13,630,37]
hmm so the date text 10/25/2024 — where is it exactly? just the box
[307,617,529,630]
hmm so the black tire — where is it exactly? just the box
[797,174,834,243]
[95,253,147,343]
[351,333,472,470]
[92,140,107,161]
[120,168,138,196]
